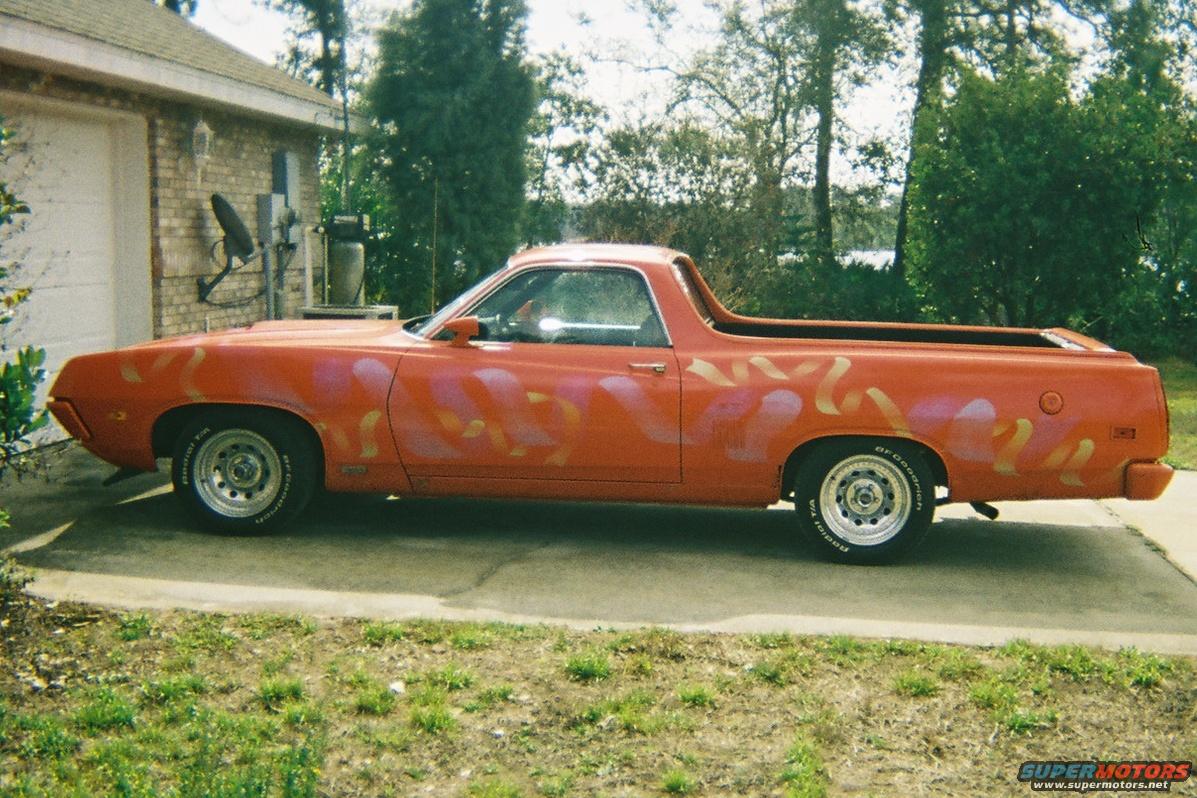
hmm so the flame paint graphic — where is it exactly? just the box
[727,389,803,462]
[598,376,677,444]
[1059,438,1095,486]
[180,348,206,402]
[687,358,736,387]
[528,390,581,466]
[314,421,352,455]
[120,351,180,384]
[993,418,1034,476]
[814,357,853,415]
[359,410,383,458]
[474,368,555,447]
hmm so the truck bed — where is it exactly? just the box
[712,320,1061,348]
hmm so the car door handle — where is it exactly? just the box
[628,362,667,374]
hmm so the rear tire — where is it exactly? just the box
[793,438,934,564]
[171,408,319,535]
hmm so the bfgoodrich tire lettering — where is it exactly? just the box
[793,437,935,564]
[171,408,319,535]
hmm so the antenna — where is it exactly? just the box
[430,176,439,314]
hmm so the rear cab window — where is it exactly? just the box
[672,260,714,326]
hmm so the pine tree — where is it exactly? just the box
[368,0,535,313]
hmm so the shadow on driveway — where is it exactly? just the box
[7,449,1197,639]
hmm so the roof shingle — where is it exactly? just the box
[0,0,337,109]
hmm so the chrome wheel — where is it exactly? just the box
[818,453,911,546]
[192,429,283,519]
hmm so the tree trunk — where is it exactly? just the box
[892,0,947,280]
[811,28,837,265]
[1005,0,1019,63]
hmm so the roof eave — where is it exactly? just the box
[0,14,344,134]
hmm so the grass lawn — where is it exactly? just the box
[1157,358,1197,470]
[1,561,1195,796]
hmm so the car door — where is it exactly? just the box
[389,266,681,484]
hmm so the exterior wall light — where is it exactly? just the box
[192,117,213,177]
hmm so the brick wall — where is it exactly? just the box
[0,64,327,338]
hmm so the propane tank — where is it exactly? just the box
[325,214,370,306]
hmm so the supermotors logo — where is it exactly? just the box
[1018,760,1192,792]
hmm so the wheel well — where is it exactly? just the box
[780,435,949,498]
[152,404,325,468]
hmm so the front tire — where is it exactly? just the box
[171,409,319,534]
[793,438,934,564]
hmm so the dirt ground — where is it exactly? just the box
[1,558,1195,797]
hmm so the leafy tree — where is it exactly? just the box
[368,0,536,312]
[155,0,198,15]
[890,0,1110,277]
[890,0,951,279]
[262,0,350,97]
[1089,0,1197,353]
[632,0,814,259]
[633,0,886,265]
[262,0,363,211]
[791,0,888,264]
[579,120,774,308]
[905,66,1162,332]
[523,52,604,246]
[0,119,47,530]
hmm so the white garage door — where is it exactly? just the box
[3,110,118,365]
[0,97,151,431]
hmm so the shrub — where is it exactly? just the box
[0,118,47,528]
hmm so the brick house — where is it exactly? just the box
[0,0,341,388]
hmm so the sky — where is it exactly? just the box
[191,0,913,182]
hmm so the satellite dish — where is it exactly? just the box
[198,194,259,302]
[211,193,255,262]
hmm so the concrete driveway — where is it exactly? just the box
[5,445,1197,653]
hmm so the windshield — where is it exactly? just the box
[412,266,505,337]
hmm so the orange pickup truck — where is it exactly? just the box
[49,244,1173,563]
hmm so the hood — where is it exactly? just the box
[125,318,419,352]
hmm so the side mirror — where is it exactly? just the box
[443,316,481,347]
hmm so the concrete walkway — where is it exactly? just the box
[1102,469,1197,583]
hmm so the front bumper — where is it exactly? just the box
[47,399,91,442]
[1124,462,1174,500]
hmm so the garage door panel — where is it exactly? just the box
[14,254,116,292]
[8,284,116,345]
[2,110,118,361]
[0,104,141,446]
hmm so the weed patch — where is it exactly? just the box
[566,650,612,682]
[894,670,939,697]
[259,677,304,709]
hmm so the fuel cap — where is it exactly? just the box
[1039,391,1064,415]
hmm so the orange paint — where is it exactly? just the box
[49,244,1171,508]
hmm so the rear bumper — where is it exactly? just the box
[1124,462,1174,500]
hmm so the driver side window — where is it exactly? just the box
[468,268,669,347]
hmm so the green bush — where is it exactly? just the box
[1,117,47,525]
